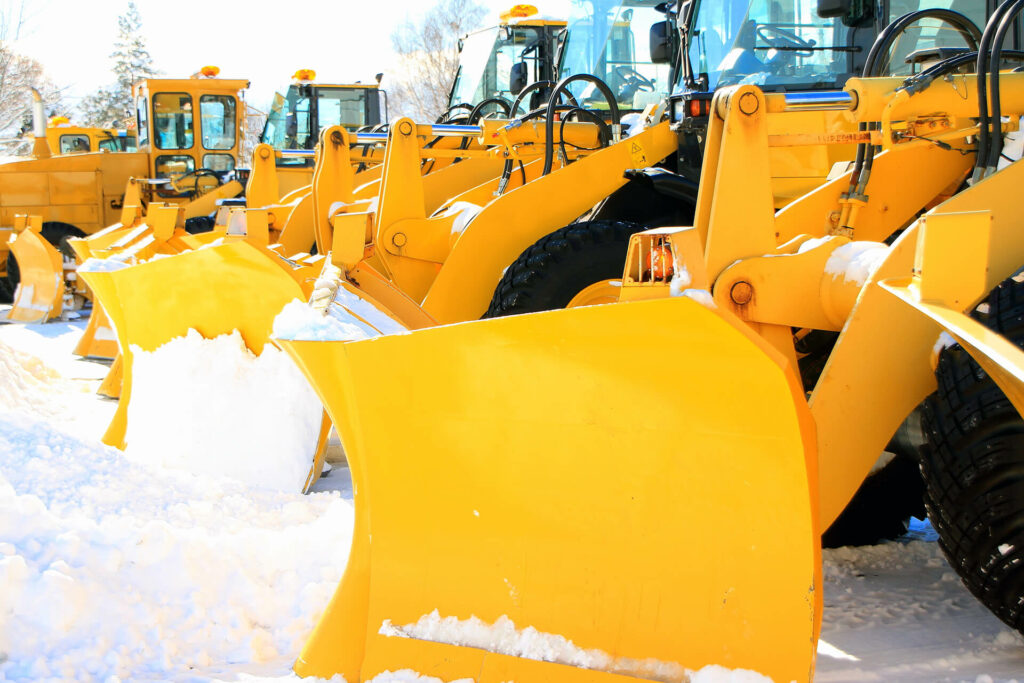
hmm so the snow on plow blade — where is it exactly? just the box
[78,240,316,451]
[278,297,822,683]
[7,217,63,323]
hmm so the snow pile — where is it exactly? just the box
[381,611,770,683]
[0,339,63,415]
[368,672,470,683]
[274,299,381,342]
[273,280,407,343]
[435,201,482,237]
[0,339,108,439]
[824,242,889,287]
[0,410,352,681]
[125,330,324,493]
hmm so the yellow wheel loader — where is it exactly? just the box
[268,2,1024,679]
[45,6,565,329]
[2,68,390,322]
[1,70,251,319]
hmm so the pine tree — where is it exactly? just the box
[79,2,157,127]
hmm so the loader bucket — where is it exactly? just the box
[278,297,821,683]
[7,224,63,323]
[74,304,119,360]
[78,241,316,453]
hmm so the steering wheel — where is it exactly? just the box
[755,24,816,55]
[613,65,655,92]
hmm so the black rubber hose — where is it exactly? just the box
[558,106,612,166]
[852,10,982,197]
[984,0,1024,176]
[495,103,592,194]
[467,97,513,123]
[459,97,514,150]
[542,74,619,176]
[975,0,1018,182]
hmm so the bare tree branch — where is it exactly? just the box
[388,0,488,121]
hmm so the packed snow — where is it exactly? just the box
[125,329,324,493]
[823,242,889,287]
[381,612,769,683]
[1,310,1023,682]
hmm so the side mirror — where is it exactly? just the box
[818,0,873,26]
[817,0,849,17]
[509,62,529,96]
[650,20,672,64]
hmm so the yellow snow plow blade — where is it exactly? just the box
[78,240,318,449]
[73,304,119,360]
[279,297,821,683]
[7,216,64,323]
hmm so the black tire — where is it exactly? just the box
[5,222,84,296]
[184,215,216,234]
[922,276,1024,634]
[0,272,13,303]
[484,220,644,318]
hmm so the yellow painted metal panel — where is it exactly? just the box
[282,297,820,683]
[49,171,101,205]
[1,172,52,205]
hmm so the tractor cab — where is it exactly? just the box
[259,72,388,168]
[133,67,248,197]
[447,5,566,115]
[558,0,675,112]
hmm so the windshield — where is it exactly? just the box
[559,0,671,111]
[885,1,988,75]
[260,89,307,149]
[450,24,549,107]
[686,0,855,92]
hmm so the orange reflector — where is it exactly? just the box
[688,100,703,117]
[645,244,674,280]
[501,3,538,19]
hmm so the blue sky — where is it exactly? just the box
[7,0,570,114]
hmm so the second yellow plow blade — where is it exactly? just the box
[8,226,63,323]
[79,241,311,450]
[278,297,821,683]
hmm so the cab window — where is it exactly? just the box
[155,154,195,179]
[98,134,137,152]
[60,134,90,153]
[137,95,150,147]
[202,153,235,171]
[153,93,195,150]
[200,95,236,150]
[887,1,992,74]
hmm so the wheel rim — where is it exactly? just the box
[567,280,621,308]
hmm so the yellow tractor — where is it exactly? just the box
[2,70,390,322]
[267,1,1024,680]
[42,116,137,155]
[0,69,250,313]
[74,0,682,466]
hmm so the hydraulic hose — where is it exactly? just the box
[850,9,981,199]
[542,74,620,176]
[974,0,1021,182]
[983,0,1024,177]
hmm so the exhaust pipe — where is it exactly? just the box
[30,88,51,158]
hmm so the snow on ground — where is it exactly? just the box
[1,308,1023,682]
